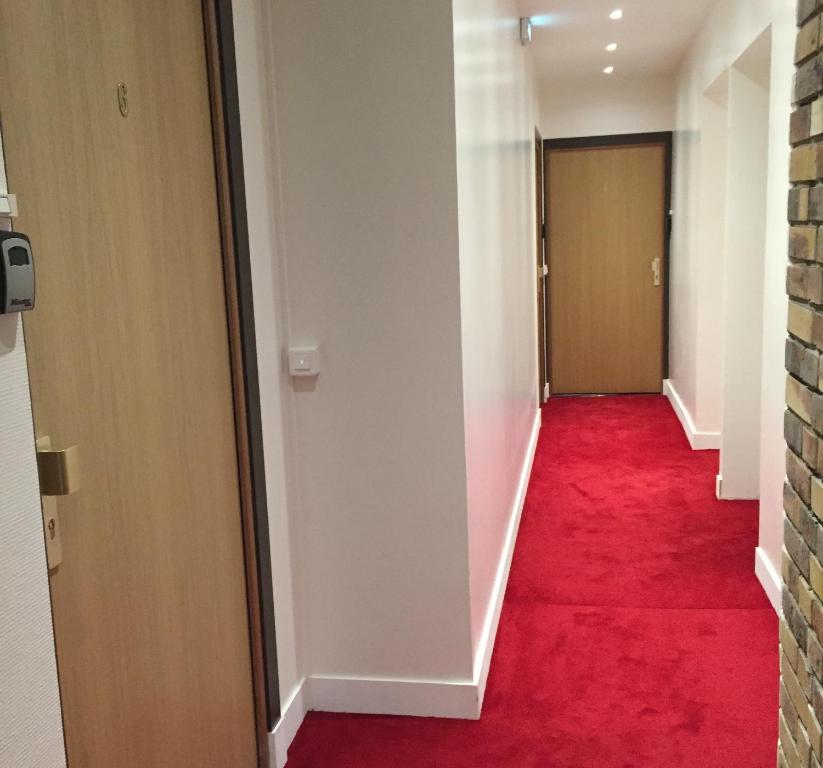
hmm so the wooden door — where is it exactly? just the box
[546,143,666,394]
[0,2,258,766]
[535,135,547,403]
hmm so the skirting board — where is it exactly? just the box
[662,379,720,450]
[755,546,782,615]
[270,680,309,768]
[268,409,543,765]
[472,408,542,708]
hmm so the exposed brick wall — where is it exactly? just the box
[782,4,823,766]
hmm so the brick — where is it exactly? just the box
[793,187,813,222]
[800,0,823,25]
[792,338,808,376]
[787,617,804,672]
[785,708,803,767]
[814,98,823,137]
[803,577,817,624]
[804,347,822,385]
[809,187,823,221]
[804,427,819,468]
[799,721,813,768]
[799,17,822,64]
[785,650,823,758]
[812,392,823,433]
[814,556,823,601]
[787,678,803,734]
[788,517,813,579]
[789,375,814,423]
[792,301,816,343]
[809,630,823,681]
[797,56,823,104]
[797,105,815,145]
[793,144,823,182]
[789,262,823,300]
[814,478,823,522]
[789,449,814,506]
[792,409,809,454]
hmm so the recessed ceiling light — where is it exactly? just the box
[610,9,623,20]
[604,66,615,74]
[606,43,618,52]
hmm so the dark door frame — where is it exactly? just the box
[204,1,280,763]
[542,131,674,390]
[535,128,548,404]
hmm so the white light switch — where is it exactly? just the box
[288,347,320,377]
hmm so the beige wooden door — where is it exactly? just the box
[0,2,258,766]
[547,143,666,394]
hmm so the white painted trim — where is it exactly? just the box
[270,679,309,768]
[290,409,543,724]
[663,379,721,450]
[307,674,480,720]
[473,408,542,710]
[755,546,782,615]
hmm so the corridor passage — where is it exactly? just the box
[286,396,778,767]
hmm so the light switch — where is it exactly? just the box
[288,347,320,377]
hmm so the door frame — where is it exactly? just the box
[203,1,280,763]
[535,128,548,404]
[543,131,674,390]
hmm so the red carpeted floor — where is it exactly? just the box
[285,396,778,767]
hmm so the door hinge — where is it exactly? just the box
[544,382,550,400]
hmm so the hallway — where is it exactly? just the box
[286,396,777,767]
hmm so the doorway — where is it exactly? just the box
[0,2,273,766]
[544,133,672,395]
[535,129,548,403]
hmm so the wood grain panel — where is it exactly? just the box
[0,2,257,765]
[547,144,666,394]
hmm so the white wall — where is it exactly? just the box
[718,59,770,499]
[451,0,541,670]
[759,6,797,604]
[539,74,676,139]
[669,0,795,605]
[0,138,67,766]
[269,0,475,684]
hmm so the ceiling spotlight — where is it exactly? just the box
[606,43,618,52]
[520,17,533,46]
[604,66,615,74]
[610,9,623,20]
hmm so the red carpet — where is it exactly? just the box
[285,396,778,767]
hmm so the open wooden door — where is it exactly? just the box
[0,2,263,765]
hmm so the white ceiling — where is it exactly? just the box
[522,0,719,82]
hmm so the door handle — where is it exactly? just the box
[36,436,80,496]
[651,257,661,287]
[35,436,79,571]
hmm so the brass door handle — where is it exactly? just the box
[36,436,80,496]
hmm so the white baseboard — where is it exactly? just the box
[473,408,542,710]
[755,546,782,615]
[270,679,309,768]
[271,408,542,742]
[663,379,721,450]
[307,674,480,719]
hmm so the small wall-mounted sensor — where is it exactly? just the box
[520,17,532,46]
[288,347,320,378]
[0,231,35,314]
